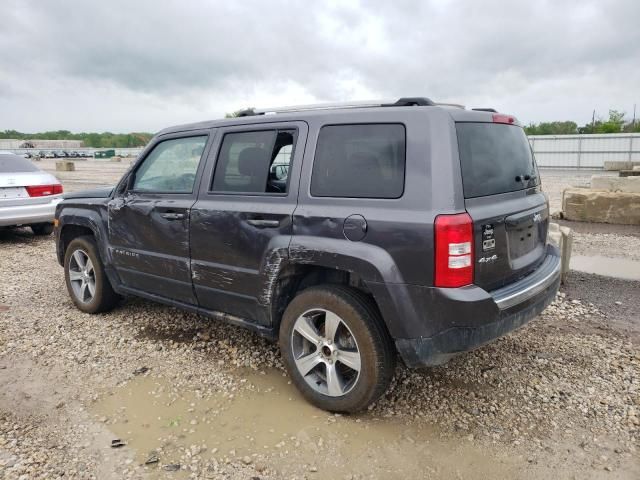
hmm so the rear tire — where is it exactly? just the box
[31,223,53,236]
[64,235,119,313]
[279,285,395,413]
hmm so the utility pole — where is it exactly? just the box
[591,109,596,133]
[633,103,636,127]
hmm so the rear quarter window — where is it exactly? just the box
[311,124,405,198]
[456,123,539,198]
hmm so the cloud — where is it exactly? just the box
[0,0,638,132]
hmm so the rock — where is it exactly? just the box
[55,161,75,171]
[163,463,181,471]
[591,176,640,193]
[562,188,640,225]
[603,160,640,171]
[242,456,252,465]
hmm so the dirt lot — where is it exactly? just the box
[0,162,638,479]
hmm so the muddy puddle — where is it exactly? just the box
[571,255,640,281]
[93,369,542,479]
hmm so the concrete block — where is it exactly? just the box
[591,175,640,193]
[559,226,573,284]
[562,188,640,225]
[620,170,640,177]
[604,161,640,171]
[110,156,122,162]
[55,160,75,172]
[548,222,573,284]
[634,165,640,171]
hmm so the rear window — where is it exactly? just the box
[456,123,539,198]
[311,124,405,198]
[0,154,40,173]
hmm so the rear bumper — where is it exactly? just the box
[0,197,62,227]
[395,244,561,367]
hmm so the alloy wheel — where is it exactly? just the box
[290,308,361,397]
[68,249,96,304]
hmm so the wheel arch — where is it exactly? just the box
[269,262,393,341]
[56,208,109,266]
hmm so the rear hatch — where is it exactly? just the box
[456,118,548,291]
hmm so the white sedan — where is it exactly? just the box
[0,151,63,235]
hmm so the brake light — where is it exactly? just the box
[434,213,474,287]
[25,184,63,197]
[492,113,516,124]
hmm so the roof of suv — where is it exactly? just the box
[158,98,512,136]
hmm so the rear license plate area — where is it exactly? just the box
[0,187,27,199]
[508,224,539,258]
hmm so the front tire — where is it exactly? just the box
[64,236,119,313]
[279,285,395,413]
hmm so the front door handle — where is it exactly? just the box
[160,212,186,220]
[246,219,280,228]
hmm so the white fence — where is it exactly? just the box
[529,133,640,169]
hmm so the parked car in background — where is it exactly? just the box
[0,152,63,234]
[54,98,559,412]
[44,151,56,158]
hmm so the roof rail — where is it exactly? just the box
[252,97,438,115]
[472,108,497,112]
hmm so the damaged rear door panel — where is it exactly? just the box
[107,131,213,304]
[190,121,308,325]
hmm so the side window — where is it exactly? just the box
[311,124,406,198]
[212,129,295,194]
[133,136,207,193]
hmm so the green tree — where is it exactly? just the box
[596,110,625,133]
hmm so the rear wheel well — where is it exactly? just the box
[271,265,381,333]
[60,225,95,259]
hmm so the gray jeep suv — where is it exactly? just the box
[54,98,561,412]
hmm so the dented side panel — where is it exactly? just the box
[107,194,197,304]
[190,120,309,326]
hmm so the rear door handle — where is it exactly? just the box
[160,212,186,220]
[246,219,280,228]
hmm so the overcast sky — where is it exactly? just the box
[1,0,638,133]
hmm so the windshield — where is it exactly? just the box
[0,153,40,173]
[456,123,539,198]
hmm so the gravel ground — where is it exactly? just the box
[0,231,638,479]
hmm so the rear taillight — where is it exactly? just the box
[25,184,63,197]
[434,213,474,288]
[492,113,516,124]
